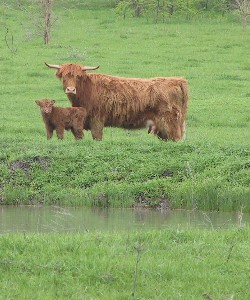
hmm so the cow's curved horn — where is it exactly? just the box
[82,65,100,71]
[45,62,61,69]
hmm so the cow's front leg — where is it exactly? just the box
[90,119,104,141]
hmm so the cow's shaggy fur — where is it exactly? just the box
[35,99,86,140]
[46,63,189,141]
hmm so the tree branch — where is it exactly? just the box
[5,27,17,53]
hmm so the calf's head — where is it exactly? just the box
[45,63,99,95]
[35,99,55,114]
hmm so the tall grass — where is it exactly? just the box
[0,1,249,210]
[0,227,250,299]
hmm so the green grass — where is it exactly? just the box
[1,3,250,299]
[0,1,250,210]
[1,227,250,299]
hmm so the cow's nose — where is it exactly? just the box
[65,87,76,94]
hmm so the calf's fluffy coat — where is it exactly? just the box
[36,99,86,140]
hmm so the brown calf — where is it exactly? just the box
[35,99,86,140]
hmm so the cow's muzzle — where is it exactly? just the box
[65,87,76,94]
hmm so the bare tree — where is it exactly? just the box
[5,27,17,53]
[235,0,250,31]
[40,0,54,44]
[131,0,143,17]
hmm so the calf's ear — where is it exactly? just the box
[35,100,41,106]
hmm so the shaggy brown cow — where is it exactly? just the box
[45,63,189,141]
[35,99,86,140]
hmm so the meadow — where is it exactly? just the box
[1,227,250,299]
[0,0,249,211]
[1,1,250,299]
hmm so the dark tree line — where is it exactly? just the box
[115,0,250,30]
[2,0,248,46]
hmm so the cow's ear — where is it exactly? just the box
[35,100,41,106]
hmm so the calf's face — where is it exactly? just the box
[36,99,55,114]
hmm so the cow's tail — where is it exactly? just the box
[179,79,189,140]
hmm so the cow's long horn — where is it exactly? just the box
[82,65,100,71]
[45,62,61,69]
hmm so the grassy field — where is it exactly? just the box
[1,226,250,299]
[0,1,250,210]
[1,2,250,299]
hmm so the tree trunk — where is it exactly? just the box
[236,0,250,31]
[42,0,53,44]
[242,13,247,31]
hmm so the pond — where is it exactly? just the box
[0,206,249,233]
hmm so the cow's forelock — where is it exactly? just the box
[56,64,86,93]
[57,64,84,79]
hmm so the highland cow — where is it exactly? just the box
[45,63,189,141]
[35,99,86,140]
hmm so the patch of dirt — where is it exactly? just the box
[8,156,50,173]
[161,169,174,177]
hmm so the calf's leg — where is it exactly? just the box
[45,124,53,140]
[71,118,84,140]
[71,127,83,140]
[56,126,65,139]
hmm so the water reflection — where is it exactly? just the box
[0,205,249,233]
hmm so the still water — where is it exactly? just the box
[0,206,249,233]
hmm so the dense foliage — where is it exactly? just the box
[114,0,246,22]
